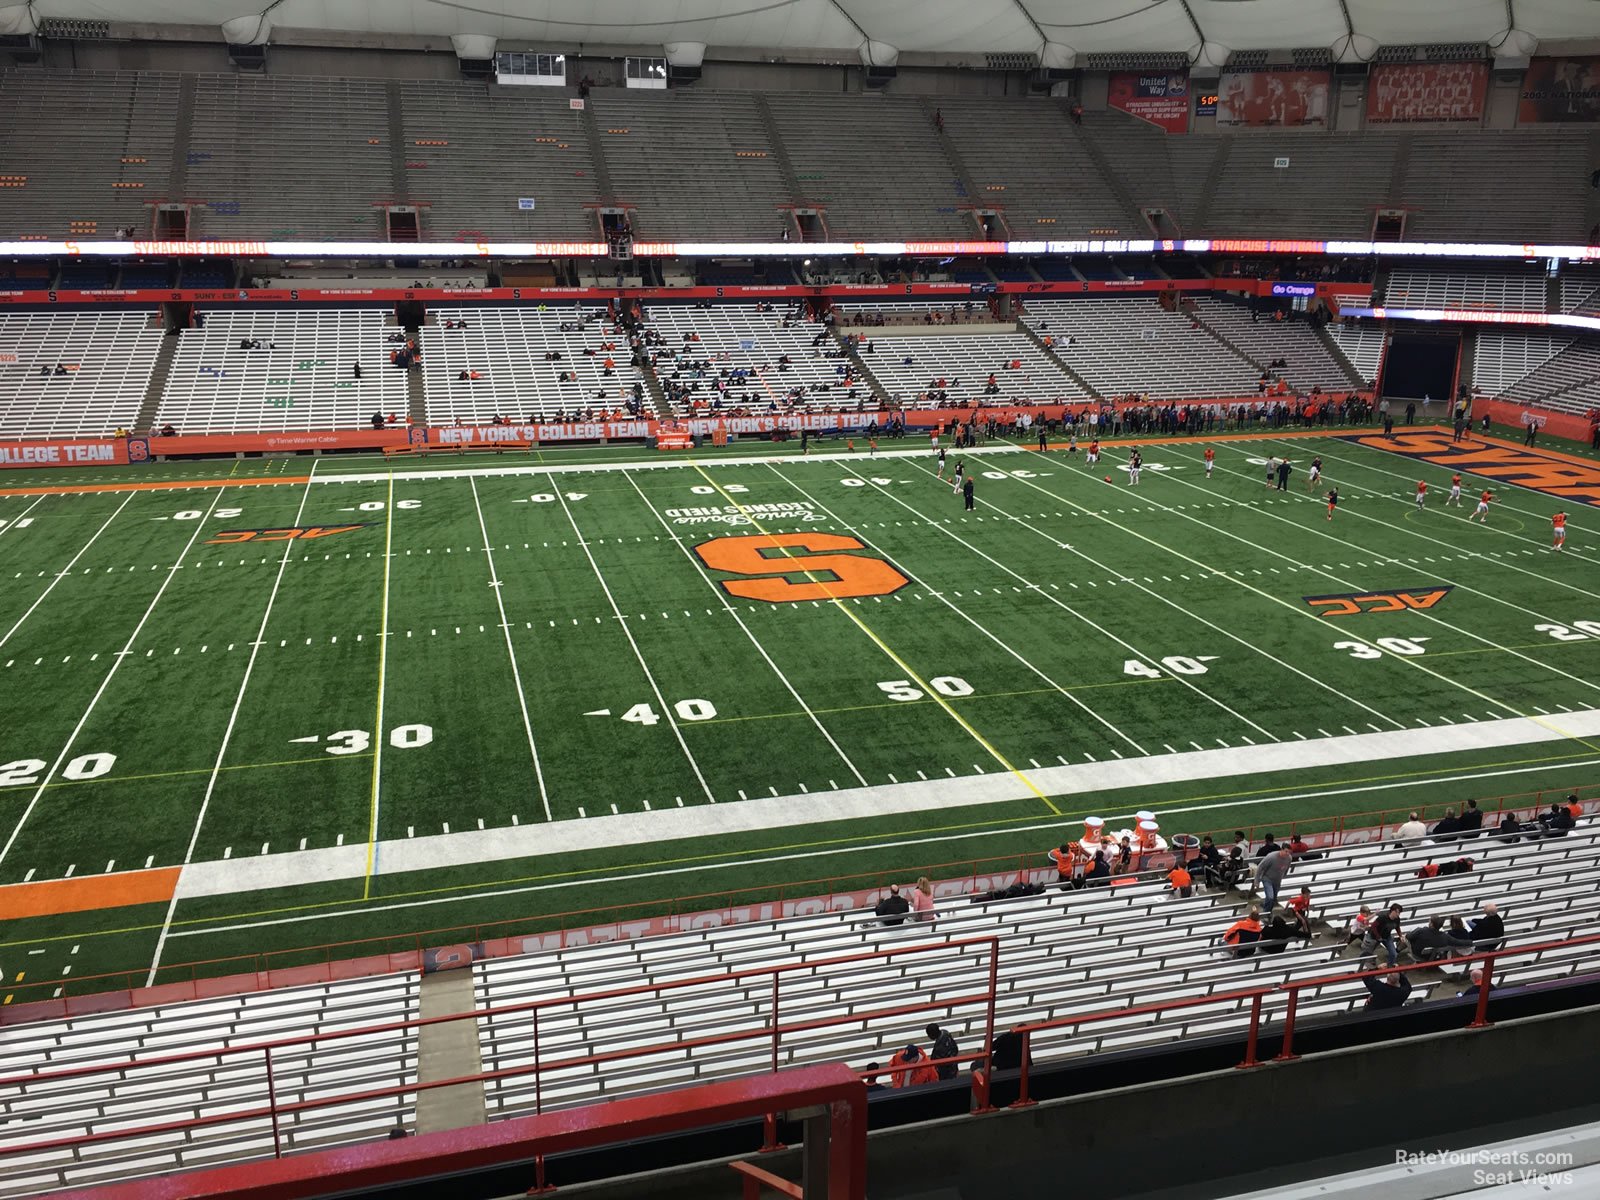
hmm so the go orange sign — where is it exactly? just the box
[694,533,909,603]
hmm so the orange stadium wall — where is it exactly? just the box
[1473,397,1597,443]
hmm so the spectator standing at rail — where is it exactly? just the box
[909,876,937,923]
[1255,845,1293,910]
[925,1025,960,1080]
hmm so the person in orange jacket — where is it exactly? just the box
[1222,904,1264,958]
[886,1043,939,1088]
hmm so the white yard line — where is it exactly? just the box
[169,705,1600,905]
[622,470,869,787]
[143,467,321,985]
[819,463,1278,744]
[469,476,553,822]
[0,487,229,869]
[773,466,1154,753]
[551,481,717,803]
[1190,450,1600,704]
[0,494,48,542]
[0,493,136,652]
[1010,458,1584,723]
[1251,436,1600,598]
[364,472,396,893]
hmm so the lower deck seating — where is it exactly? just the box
[0,311,164,439]
[1189,298,1356,392]
[423,306,644,425]
[857,332,1087,407]
[156,310,407,434]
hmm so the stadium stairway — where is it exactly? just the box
[385,80,410,204]
[406,339,426,426]
[1056,99,1146,235]
[166,75,197,199]
[638,353,674,421]
[1189,138,1233,232]
[919,97,981,225]
[134,332,179,432]
[752,94,803,211]
[1016,320,1104,400]
[413,970,485,1135]
[835,333,895,407]
[1183,301,1266,374]
[579,97,618,208]
[1311,322,1368,390]
[1381,132,1412,221]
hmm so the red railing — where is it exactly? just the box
[1006,930,1600,1106]
[0,937,998,1171]
[3,782,1590,1020]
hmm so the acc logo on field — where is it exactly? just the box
[1304,586,1453,617]
[695,533,908,603]
[206,523,370,545]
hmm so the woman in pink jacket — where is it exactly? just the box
[909,876,937,923]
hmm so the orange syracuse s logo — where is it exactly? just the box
[695,533,908,603]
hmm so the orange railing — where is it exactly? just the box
[1007,930,1600,1106]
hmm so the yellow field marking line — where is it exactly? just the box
[363,470,396,899]
[0,753,372,794]
[691,464,1066,814]
[11,749,1593,952]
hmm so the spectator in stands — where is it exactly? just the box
[1286,831,1319,861]
[53,363,68,375]
[988,1027,1032,1072]
[369,411,385,430]
[1407,915,1453,962]
[1469,903,1504,949]
[1047,842,1080,889]
[1458,799,1484,838]
[1430,808,1462,840]
[1217,845,1248,891]
[1362,969,1414,1010]
[909,876,936,924]
[1363,903,1406,967]
[1222,904,1263,958]
[1285,886,1313,936]
[1255,845,1293,911]
[862,1063,888,1093]
[925,1024,959,1079]
[1111,835,1134,877]
[1257,909,1306,955]
[887,1043,939,1088]
[1167,861,1193,898]
[1538,801,1576,837]
[112,426,128,439]
[1085,843,1112,887]
[1069,100,1083,125]
[1187,835,1222,889]
[1255,832,1280,859]
[1456,966,1492,999]
[160,422,176,437]
[1393,811,1427,847]
[1346,904,1374,946]
[874,884,910,927]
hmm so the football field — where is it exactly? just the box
[1,428,1598,1003]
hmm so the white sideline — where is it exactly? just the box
[172,705,1600,901]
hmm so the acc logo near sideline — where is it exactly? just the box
[206,524,369,545]
[695,533,909,602]
[1305,586,1453,617]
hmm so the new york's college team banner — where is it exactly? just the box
[0,439,127,469]
[1215,69,1331,127]
[1368,62,1488,124]
[1519,57,1600,123]
[1107,70,1191,133]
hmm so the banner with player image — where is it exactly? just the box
[1215,69,1330,127]
[1518,56,1600,123]
[1107,70,1191,133]
[1367,62,1488,123]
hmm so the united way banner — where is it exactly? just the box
[1368,62,1487,124]
[1107,70,1191,133]
[1519,57,1600,123]
[1215,69,1331,127]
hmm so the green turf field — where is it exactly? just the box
[1,425,1597,1003]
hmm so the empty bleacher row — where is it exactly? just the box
[1188,298,1357,391]
[1016,298,1262,399]
[423,305,643,424]
[2,66,1585,246]
[1386,267,1549,313]
[0,312,163,439]
[1472,330,1572,396]
[1499,335,1600,415]
[1,816,1595,1192]
[1324,319,1386,386]
[158,310,408,435]
[856,332,1087,407]
[0,972,419,1195]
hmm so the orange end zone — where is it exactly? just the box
[0,476,312,498]
[0,866,179,919]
